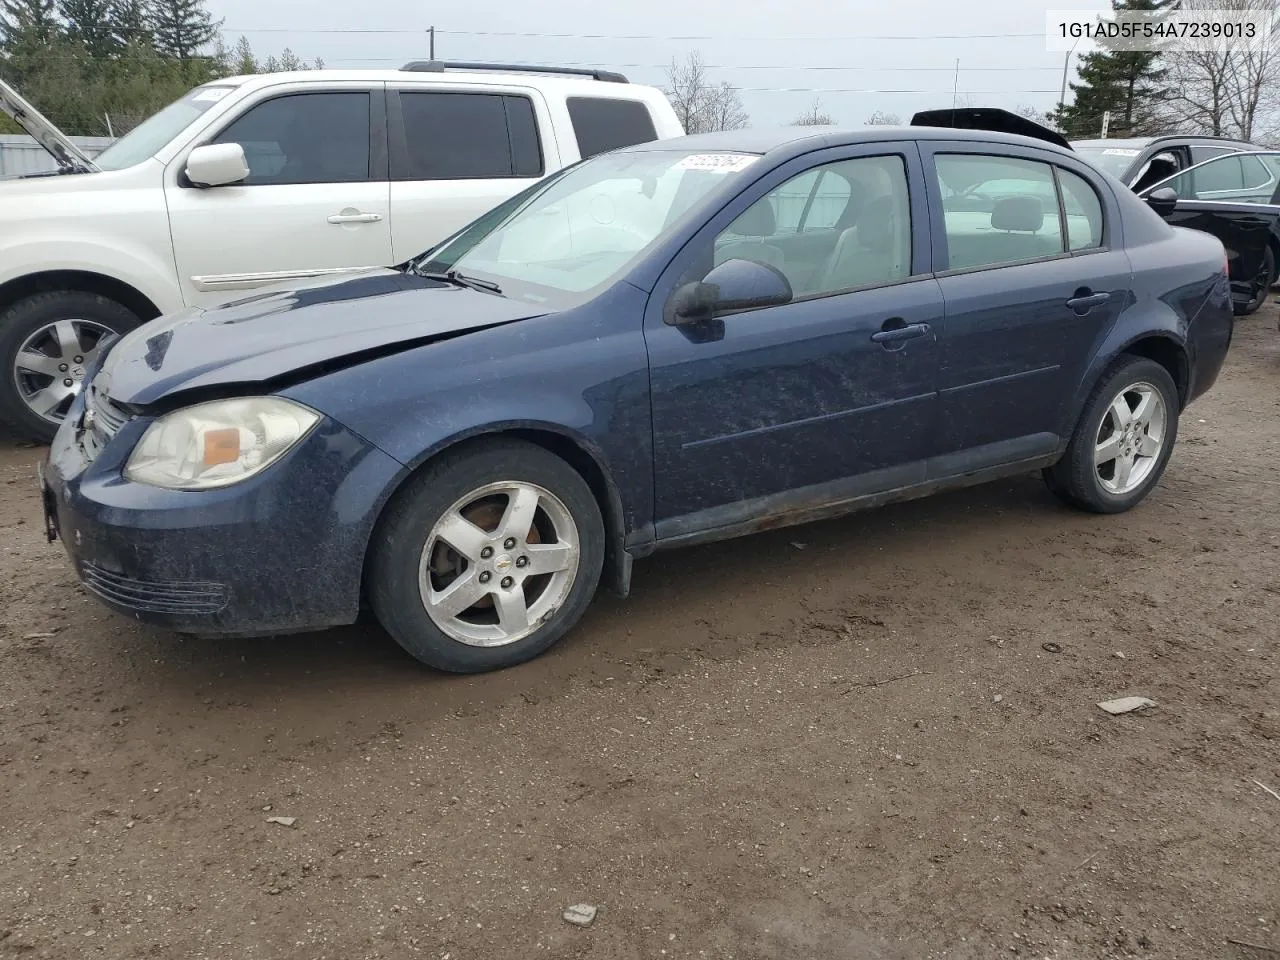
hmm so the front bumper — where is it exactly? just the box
[43,406,406,636]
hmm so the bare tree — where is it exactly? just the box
[793,97,834,126]
[1014,104,1051,125]
[664,51,749,134]
[1159,0,1280,141]
[864,110,902,125]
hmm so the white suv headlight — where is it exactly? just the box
[125,397,320,490]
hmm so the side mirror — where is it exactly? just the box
[664,258,793,326]
[185,143,249,188]
[1144,186,1178,218]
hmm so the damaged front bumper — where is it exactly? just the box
[41,398,406,636]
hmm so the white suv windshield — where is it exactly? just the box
[94,85,235,171]
[420,149,760,305]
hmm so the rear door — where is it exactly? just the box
[386,86,557,262]
[166,84,392,305]
[921,143,1131,474]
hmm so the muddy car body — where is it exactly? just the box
[43,125,1233,673]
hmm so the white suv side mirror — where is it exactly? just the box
[186,143,249,188]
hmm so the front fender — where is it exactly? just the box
[280,284,655,541]
[0,236,183,315]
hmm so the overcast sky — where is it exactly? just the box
[207,0,1109,128]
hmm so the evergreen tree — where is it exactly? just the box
[58,0,115,56]
[1052,0,1170,138]
[110,0,149,47]
[1,0,60,47]
[147,0,219,60]
[231,33,255,73]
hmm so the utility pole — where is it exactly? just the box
[1059,35,1081,113]
[951,58,960,119]
[428,25,435,60]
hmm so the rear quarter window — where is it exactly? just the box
[566,97,659,159]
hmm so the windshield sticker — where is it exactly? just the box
[1101,148,1141,156]
[675,153,759,173]
[191,87,233,103]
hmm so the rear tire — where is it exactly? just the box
[0,291,141,442]
[368,439,605,673]
[1043,356,1179,514]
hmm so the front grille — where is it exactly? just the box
[80,560,230,615]
[80,383,131,460]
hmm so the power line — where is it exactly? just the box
[222,26,1045,41]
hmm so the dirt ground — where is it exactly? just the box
[1,310,1278,960]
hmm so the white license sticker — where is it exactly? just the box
[192,87,232,103]
[1101,148,1141,156]
[675,153,759,173]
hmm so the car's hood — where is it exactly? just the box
[911,107,1071,150]
[95,269,549,406]
[0,77,100,173]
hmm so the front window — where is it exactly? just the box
[416,149,760,306]
[94,85,235,171]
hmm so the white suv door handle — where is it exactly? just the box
[327,211,382,224]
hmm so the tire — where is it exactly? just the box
[368,438,605,673]
[1043,356,1180,514]
[0,291,142,442]
[1234,245,1274,316]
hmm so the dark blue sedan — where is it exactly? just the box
[42,125,1234,673]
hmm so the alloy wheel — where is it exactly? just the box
[1094,380,1167,496]
[13,318,115,425]
[418,481,581,647]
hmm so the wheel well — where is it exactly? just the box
[1122,337,1189,407]
[364,428,631,605]
[0,271,162,322]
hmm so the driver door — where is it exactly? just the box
[166,85,393,306]
[644,145,943,541]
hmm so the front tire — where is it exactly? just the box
[0,291,141,442]
[1044,356,1179,514]
[368,439,605,673]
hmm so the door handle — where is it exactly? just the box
[1065,290,1111,313]
[327,212,382,224]
[870,320,930,344]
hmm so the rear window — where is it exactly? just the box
[566,97,658,159]
[397,92,543,180]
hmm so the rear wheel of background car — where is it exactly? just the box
[1235,245,1274,316]
[368,438,605,673]
[0,291,141,443]
[1043,356,1180,514]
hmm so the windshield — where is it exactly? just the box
[416,149,761,306]
[1072,145,1144,179]
[94,85,236,171]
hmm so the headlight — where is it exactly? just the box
[125,397,320,490]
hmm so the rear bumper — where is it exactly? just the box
[1186,277,1235,406]
[43,410,406,635]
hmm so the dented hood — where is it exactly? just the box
[911,108,1071,150]
[0,77,100,172]
[95,269,548,406]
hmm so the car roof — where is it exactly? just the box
[216,68,659,96]
[620,125,1077,158]
[1072,137,1154,148]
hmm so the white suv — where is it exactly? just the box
[0,61,683,440]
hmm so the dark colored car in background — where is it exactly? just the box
[1072,134,1257,193]
[1139,150,1280,316]
[42,124,1233,674]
